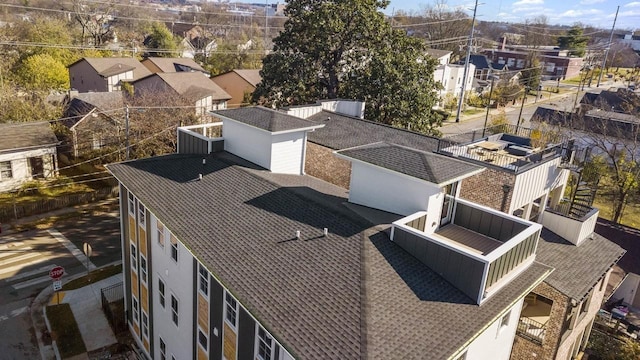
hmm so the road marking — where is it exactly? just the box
[48,229,96,270]
[10,264,57,281]
[12,276,54,290]
[0,246,33,260]
[0,251,42,265]
[0,306,27,323]
[0,241,25,250]
[0,255,56,277]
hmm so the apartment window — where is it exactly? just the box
[157,222,165,248]
[198,329,208,351]
[516,59,525,68]
[159,337,166,360]
[142,312,149,338]
[130,244,137,270]
[171,295,179,326]
[138,203,146,227]
[158,279,166,308]
[225,291,238,328]
[128,192,135,215]
[132,297,139,324]
[257,326,273,360]
[198,264,209,296]
[0,161,13,179]
[170,234,178,262]
[140,255,147,284]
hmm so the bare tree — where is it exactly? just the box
[71,0,116,46]
[523,16,553,48]
[419,0,471,60]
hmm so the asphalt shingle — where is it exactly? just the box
[214,107,323,133]
[0,122,59,152]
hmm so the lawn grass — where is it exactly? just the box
[62,264,122,291]
[46,303,87,358]
[592,193,640,229]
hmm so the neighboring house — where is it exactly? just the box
[0,122,59,192]
[427,48,476,101]
[107,106,553,360]
[141,57,208,75]
[177,37,197,59]
[287,99,625,360]
[210,69,262,108]
[62,92,124,157]
[483,48,584,80]
[132,72,231,117]
[68,57,152,93]
[617,32,640,52]
[468,54,510,81]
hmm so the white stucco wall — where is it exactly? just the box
[270,132,306,175]
[0,147,56,192]
[457,298,524,360]
[150,214,194,360]
[348,161,442,216]
[223,119,272,170]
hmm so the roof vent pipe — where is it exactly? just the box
[323,228,328,237]
[203,159,206,165]
[199,173,203,181]
[296,230,301,239]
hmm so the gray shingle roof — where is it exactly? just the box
[151,72,231,101]
[142,57,207,73]
[536,228,625,302]
[337,142,484,185]
[107,152,550,359]
[306,110,440,151]
[69,58,152,81]
[0,122,59,152]
[214,107,323,133]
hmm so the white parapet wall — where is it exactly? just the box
[541,207,599,246]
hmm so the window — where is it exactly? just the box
[0,161,13,179]
[171,295,179,326]
[142,312,149,338]
[198,329,208,351]
[158,279,166,308]
[225,291,238,328]
[257,327,273,360]
[516,59,525,68]
[159,337,166,360]
[157,221,165,248]
[138,203,146,227]
[170,234,178,262]
[198,264,209,296]
[132,297,139,324]
[140,255,147,283]
[128,192,135,215]
[130,244,137,270]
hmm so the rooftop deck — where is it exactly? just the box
[434,224,503,255]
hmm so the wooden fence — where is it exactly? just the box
[0,186,119,224]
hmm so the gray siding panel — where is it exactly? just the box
[237,307,256,360]
[192,258,198,360]
[394,228,484,301]
[121,185,132,323]
[178,131,209,155]
[209,278,224,360]
[454,202,528,242]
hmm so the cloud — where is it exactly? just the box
[558,8,602,17]
[624,1,640,7]
[580,0,605,4]
[512,0,544,6]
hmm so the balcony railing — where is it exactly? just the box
[517,316,547,345]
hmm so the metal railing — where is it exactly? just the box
[101,282,126,334]
[516,316,548,345]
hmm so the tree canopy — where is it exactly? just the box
[557,25,589,57]
[144,22,179,58]
[253,0,442,135]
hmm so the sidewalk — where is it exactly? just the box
[33,272,125,360]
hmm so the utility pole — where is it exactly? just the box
[597,5,619,87]
[455,0,479,123]
[125,105,130,160]
[482,75,497,137]
[516,87,528,134]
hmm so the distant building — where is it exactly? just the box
[427,48,476,101]
[210,69,262,108]
[141,57,208,75]
[68,58,152,93]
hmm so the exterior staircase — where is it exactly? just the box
[561,143,600,219]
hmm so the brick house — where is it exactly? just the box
[483,48,584,80]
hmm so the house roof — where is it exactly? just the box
[139,72,231,101]
[232,69,262,87]
[214,107,323,133]
[306,110,440,151]
[142,57,207,73]
[425,48,452,60]
[535,228,625,302]
[336,142,485,185]
[63,92,124,128]
[595,219,640,276]
[581,89,639,113]
[107,151,551,359]
[0,121,59,153]
[69,58,151,81]
[469,54,493,70]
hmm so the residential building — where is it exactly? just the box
[617,32,640,52]
[0,122,59,192]
[211,69,262,108]
[427,48,476,100]
[286,100,625,360]
[141,57,208,75]
[107,106,553,359]
[132,72,231,117]
[483,49,584,80]
[62,91,124,157]
[468,54,510,81]
[68,58,152,93]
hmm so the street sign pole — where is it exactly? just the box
[83,242,93,278]
[49,266,65,305]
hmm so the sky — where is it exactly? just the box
[385,0,640,30]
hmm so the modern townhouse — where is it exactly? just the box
[107,106,554,359]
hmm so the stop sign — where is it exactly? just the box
[49,266,65,280]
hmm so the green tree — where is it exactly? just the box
[16,54,69,90]
[253,0,441,135]
[557,25,589,57]
[520,55,542,92]
[144,22,178,58]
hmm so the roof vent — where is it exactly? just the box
[326,116,331,121]
[202,159,206,165]
[198,173,203,181]
[296,230,301,239]
[323,228,328,237]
